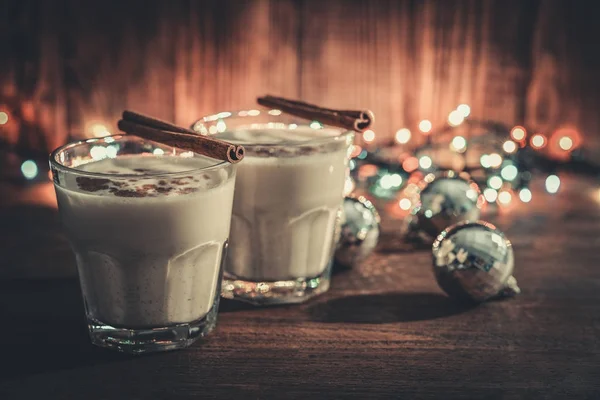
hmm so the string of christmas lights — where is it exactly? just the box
[1,102,598,191]
[346,104,599,215]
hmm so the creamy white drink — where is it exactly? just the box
[214,127,352,283]
[55,155,235,328]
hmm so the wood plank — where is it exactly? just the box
[0,175,599,397]
[172,0,300,126]
[297,0,549,145]
[62,0,176,137]
[2,0,600,162]
[0,0,67,151]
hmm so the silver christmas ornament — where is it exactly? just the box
[432,220,520,302]
[334,195,381,268]
[407,172,482,240]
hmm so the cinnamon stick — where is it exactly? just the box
[118,112,244,164]
[257,95,374,132]
[123,110,196,134]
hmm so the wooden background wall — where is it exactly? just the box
[1,0,600,157]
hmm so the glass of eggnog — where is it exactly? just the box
[50,134,236,353]
[193,109,354,305]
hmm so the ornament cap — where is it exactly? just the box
[498,275,521,298]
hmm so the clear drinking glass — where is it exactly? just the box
[192,110,354,305]
[50,135,236,353]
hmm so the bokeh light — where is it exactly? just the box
[90,145,107,160]
[503,140,517,153]
[389,173,403,187]
[350,145,363,158]
[457,104,471,117]
[480,154,490,168]
[344,176,355,195]
[399,198,412,210]
[545,175,560,194]
[448,110,465,127]
[484,188,498,203]
[419,155,433,169]
[106,145,118,158]
[90,123,110,137]
[450,136,467,152]
[380,175,394,189]
[0,111,8,125]
[363,130,376,143]
[498,190,512,205]
[501,165,518,181]
[395,128,411,144]
[21,160,38,180]
[558,136,573,151]
[519,188,532,203]
[531,134,546,149]
[419,119,432,134]
[358,164,379,179]
[511,126,526,141]
[488,176,503,190]
[488,153,503,168]
[402,157,419,172]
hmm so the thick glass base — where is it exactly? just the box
[221,263,332,305]
[87,300,219,354]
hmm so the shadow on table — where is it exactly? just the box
[375,231,432,254]
[0,279,133,381]
[308,292,477,323]
[0,204,76,279]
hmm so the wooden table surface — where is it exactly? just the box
[1,175,599,399]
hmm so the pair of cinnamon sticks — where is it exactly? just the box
[118,96,374,163]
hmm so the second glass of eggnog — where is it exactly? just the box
[50,135,236,353]
[193,110,354,304]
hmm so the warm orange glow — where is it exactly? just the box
[531,134,546,149]
[550,127,582,154]
[358,164,379,179]
[90,123,111,137]
[419,119,432,134]
[558,136,573,151]
[350,145,362,158]
[402,157,419,172]
[408,171,424,184]
[511,126,526,141]
[363,130,376,143]
[547,127,582,160]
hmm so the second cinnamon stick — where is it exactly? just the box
[257,95,374,132]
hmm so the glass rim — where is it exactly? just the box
[49,134,231,179]
[191,108,355,148]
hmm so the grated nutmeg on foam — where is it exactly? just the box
[74,175,209,197]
